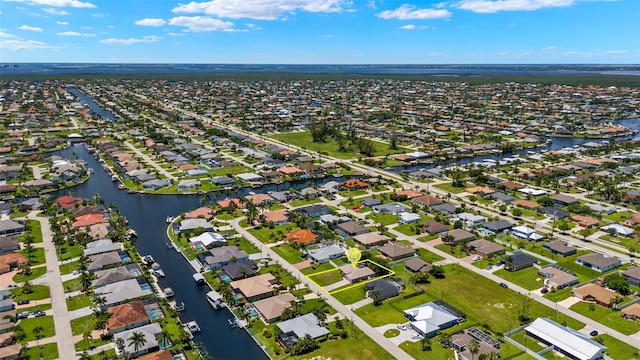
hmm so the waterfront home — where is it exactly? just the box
[0,220,24,236]
[230,273,277,302]
[86,223,112,239]
[365,279,399,302]
[183,207,215,220]
[106,300,151,335]
[95,279,154,309]
[377,242,415,261]
[331,221,370,238]
[339,264,375,283]
[253,293,295,323]
[404,302,461,338]
[576,253,622,272]
[88,251,123,272]
[142,179,170,190]
[467,240,505,258]
[197,246,249,270]
[210,176,235,186]
[246,193,274,206]
[405,258,432,273]
[177,218,214,233]
[72,213,107,228]
[221,260,257,280]
[307,245,345,264]
[277,313,329,348]
[543,240,577,257]
[353,232,390,247]
[84,239,123,256]
[92,264,142,288]
[538,267,578,289]
[114,323,163,358]
[189,232,226,249]
[269,191,297,203]
[176,180,200,191]
[236,173,264,183]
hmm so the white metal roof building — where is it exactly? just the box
[524,318,606,360]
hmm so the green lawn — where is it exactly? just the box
[355,302,408,326]
[20,303,52,313]
[70,315,95,335]
[494,268,544,291]
[301,262,336,275]
[12,266,47,283]
[271,243,305,264]
[394,223,422,236]
[226,237,261,254]
[62,278,83,293]
[66,293,93,311]
[57,245,84,261]
[415,248,444,263]
[248,224,294,244]
[332,285,367,305]
[367,212,400,226]
[289,198,322,207]
[598,334,640,360]
[543,287,573,302]
[12,285,50,301]
[400,338,530,360]
[309,270,343,286]
[24,342,58,360]
[59,260,79,275]
[434,244,470,258]
[207,165,252,177]
[18,315,55,341]
[271,131,409,159]
[433,182,466,194]
[417,234,439,242]
[20,220,43,243]
[570,301,640,335]
[604,210,635,222]
[19,247,45,266]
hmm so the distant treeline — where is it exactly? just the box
[2,72,640,87]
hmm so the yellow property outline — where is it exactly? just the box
[306,259,396,295]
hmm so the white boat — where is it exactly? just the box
[142,255,155,265]
[174,302,185,311]
[127,229,137,238]
[111,175,118,182]
[333,172,343,178]
[166,216,175,224]
[163,287,174,298]
[192,273,205,285]
[206,290,225,309]
[186,321,201,333]
[152,269,165,277]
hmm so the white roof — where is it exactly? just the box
[512,226,535,235]
[601,223,634,236]
[519,187,548,196]
[525,318,606,360]
[399,212,421,222]
[236,172,263,181]
[404,302,458,333]
[308,245,345,261]
[189,232,226,248]
[456,212,486,222]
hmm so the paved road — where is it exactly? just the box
[123,141,176,180]
[230,218,413,360]
[30,213,77,359]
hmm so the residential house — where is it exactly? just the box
[339,264,375,283]
[551,194,579,206]
[92,265,141,288]
[189,232,226,249]
[0,220,24,236]
[572,283,617,308]
[511,225,543,241]
[285,229,317,245]
[372,203,411,214]
[308,245,345,264]
[622,266,640,287]
[399,212,421,224]
[332,221,370,239]
[543,240,577,257]
[365,279,399,302]
[541,207,570,220]
[576,253,622,272]
[504,253,537,271]
[197,246,249,270]
[295,205,331,217]
[455,213,487,227]
[210,176,235,186]
[178,218,214,233]
[142,179,170,190]
[353,232,390,248]
[411,195,444,208]
[72,213,106,228]
[600,224,634,237]
[114,323,163,358]
[512,199,540,210]
[525,318,606,360]
[0,237,19,254]
[621,303,640,320]
[488,192,514,204]
[263,210,290,225]
[106,300,151,335]
[0,253,27,274]
[84,239,123,256]
[538,267,578,289]
[451,328,501,360]
[404,258,432,273]
[230,273,277,302]
[253,293,295,323]
[481,220,513,233]
[183,207,215,220]
[95,279,154,309]
[571,215,599,228]
[404,302,461,338]
[277,313,329,349]
[378,242,415,261]
[468,240,505,258]
[88,251,123,272]
[420,220,449,234]
[431,203,456,216]
[440,229,476,245]
[221,260,257,280]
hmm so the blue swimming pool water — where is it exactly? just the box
[147,308,160,319]
[140,283,152,291]
[219,274,231,283]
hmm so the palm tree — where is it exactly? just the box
[468,338,480,360]
[128,331,147,353]
[158,329,172,348]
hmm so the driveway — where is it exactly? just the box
[69,306,94,320]
[375,323,420,346]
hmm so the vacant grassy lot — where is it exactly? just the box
[19,315,55,341]
[570,301,640,335]
[66,293,92,311]
[271,243,305,264]
[24,342,58,360]
[332,285,367,305]
[367,212,400,226]
[309,269,343,287]
[271,131,408,159]
[494,268,544,291]
[433,182,466,194]
[13,266,47,283]
[12,285,50,301]
[598,334,640,360]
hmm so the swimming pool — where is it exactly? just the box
[140,283,152,291]
[219,274,231,283]
[147,308,160,319]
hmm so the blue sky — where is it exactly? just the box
[1,0,639,63]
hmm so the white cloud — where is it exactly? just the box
[0,39,58,50]
[377,4,451,19]
[5,0,96,8]
[57,30,94,36]
[456,0,574,13]
[398,24,430,30]
[92,13,105,17]
[172,0,350,20]
[43,7,69,15]
[0,31,18,39]
[99,35,161,45]
[56,21,68,25]
[18,25,44,32]
[168,32,185,36]
[135,18,166,27]
[168,16,234,32]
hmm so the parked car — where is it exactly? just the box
[16,311,29,320]
[590,330,598,336]
[16,299,29,305]
[31,310,45,317]
[499,282,508,288]
[396,324,407,331]
[472,256,480,261]
[411,333,422,339]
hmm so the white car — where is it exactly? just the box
[472,256,480,261]
[411,333,422,339]
[396,324,407,331]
